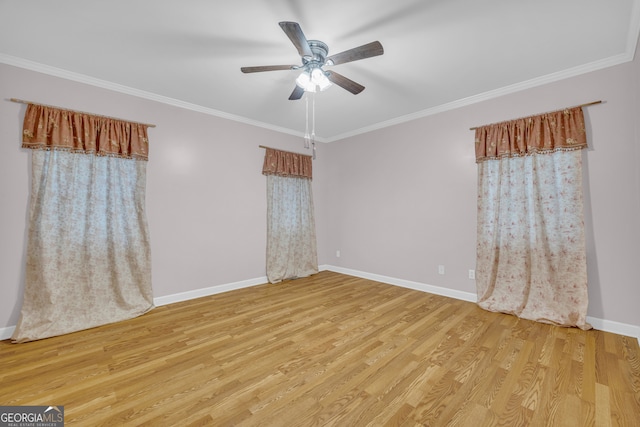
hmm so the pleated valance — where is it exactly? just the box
[21,103,150,160]
[262,147,312,179]
[475,106,587,163]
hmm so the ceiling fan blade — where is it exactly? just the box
[326,71,365,95]
[289,85,305,100]
[279,21,313,58]
[241,65,295,73]
[326,41,384,66]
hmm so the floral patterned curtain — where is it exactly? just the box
[12,104,153,342]
[262,148,318,283]
[474,107,590,329]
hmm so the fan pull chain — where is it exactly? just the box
[302,92,317,159]
[304,95,311,149]
[311,93,316,159]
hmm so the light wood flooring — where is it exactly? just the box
[1,271,639,426]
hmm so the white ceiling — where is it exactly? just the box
[1,0,639,141]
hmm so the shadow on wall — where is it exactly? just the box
[10,150,31,327]
[582,113,603,319]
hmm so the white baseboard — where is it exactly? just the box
[3,268,638,344]
[153,275,268,306]
[586,317,640,341]
[321,265,640,344]
[321,265,477,303]
[0,326,15,341]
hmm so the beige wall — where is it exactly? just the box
[1,44,638,338]
[0,63,330,335]
[323,45,640,331]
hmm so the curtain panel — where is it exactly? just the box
[474,107,590,330]
[12,104,153,342]
[262,148,317,283]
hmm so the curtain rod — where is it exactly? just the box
[469,100,602,131]
[258,145,312,157]
[9,98,157,128]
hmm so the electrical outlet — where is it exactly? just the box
[438,265,445,275]
[336,250,341,258]
[469,269,475,279]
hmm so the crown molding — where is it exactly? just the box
[2,38,636,145]
[324,51,636,142]
[0,53,314,140]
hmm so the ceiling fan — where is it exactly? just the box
[241,21,384,100]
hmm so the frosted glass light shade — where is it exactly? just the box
[296,69,332,92]
[296,71,316,92]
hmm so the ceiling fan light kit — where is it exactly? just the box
[295,68,332,93]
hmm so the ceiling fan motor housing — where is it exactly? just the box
[304,40,329,68]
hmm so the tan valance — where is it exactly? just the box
[475,106,587,163]
[262,147,312,179]
[21,104,150,160]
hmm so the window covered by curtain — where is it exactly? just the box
[12,104,154,342]
[262,148,318,283]
[475,107,590,329]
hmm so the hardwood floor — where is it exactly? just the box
[1,271,639,426]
